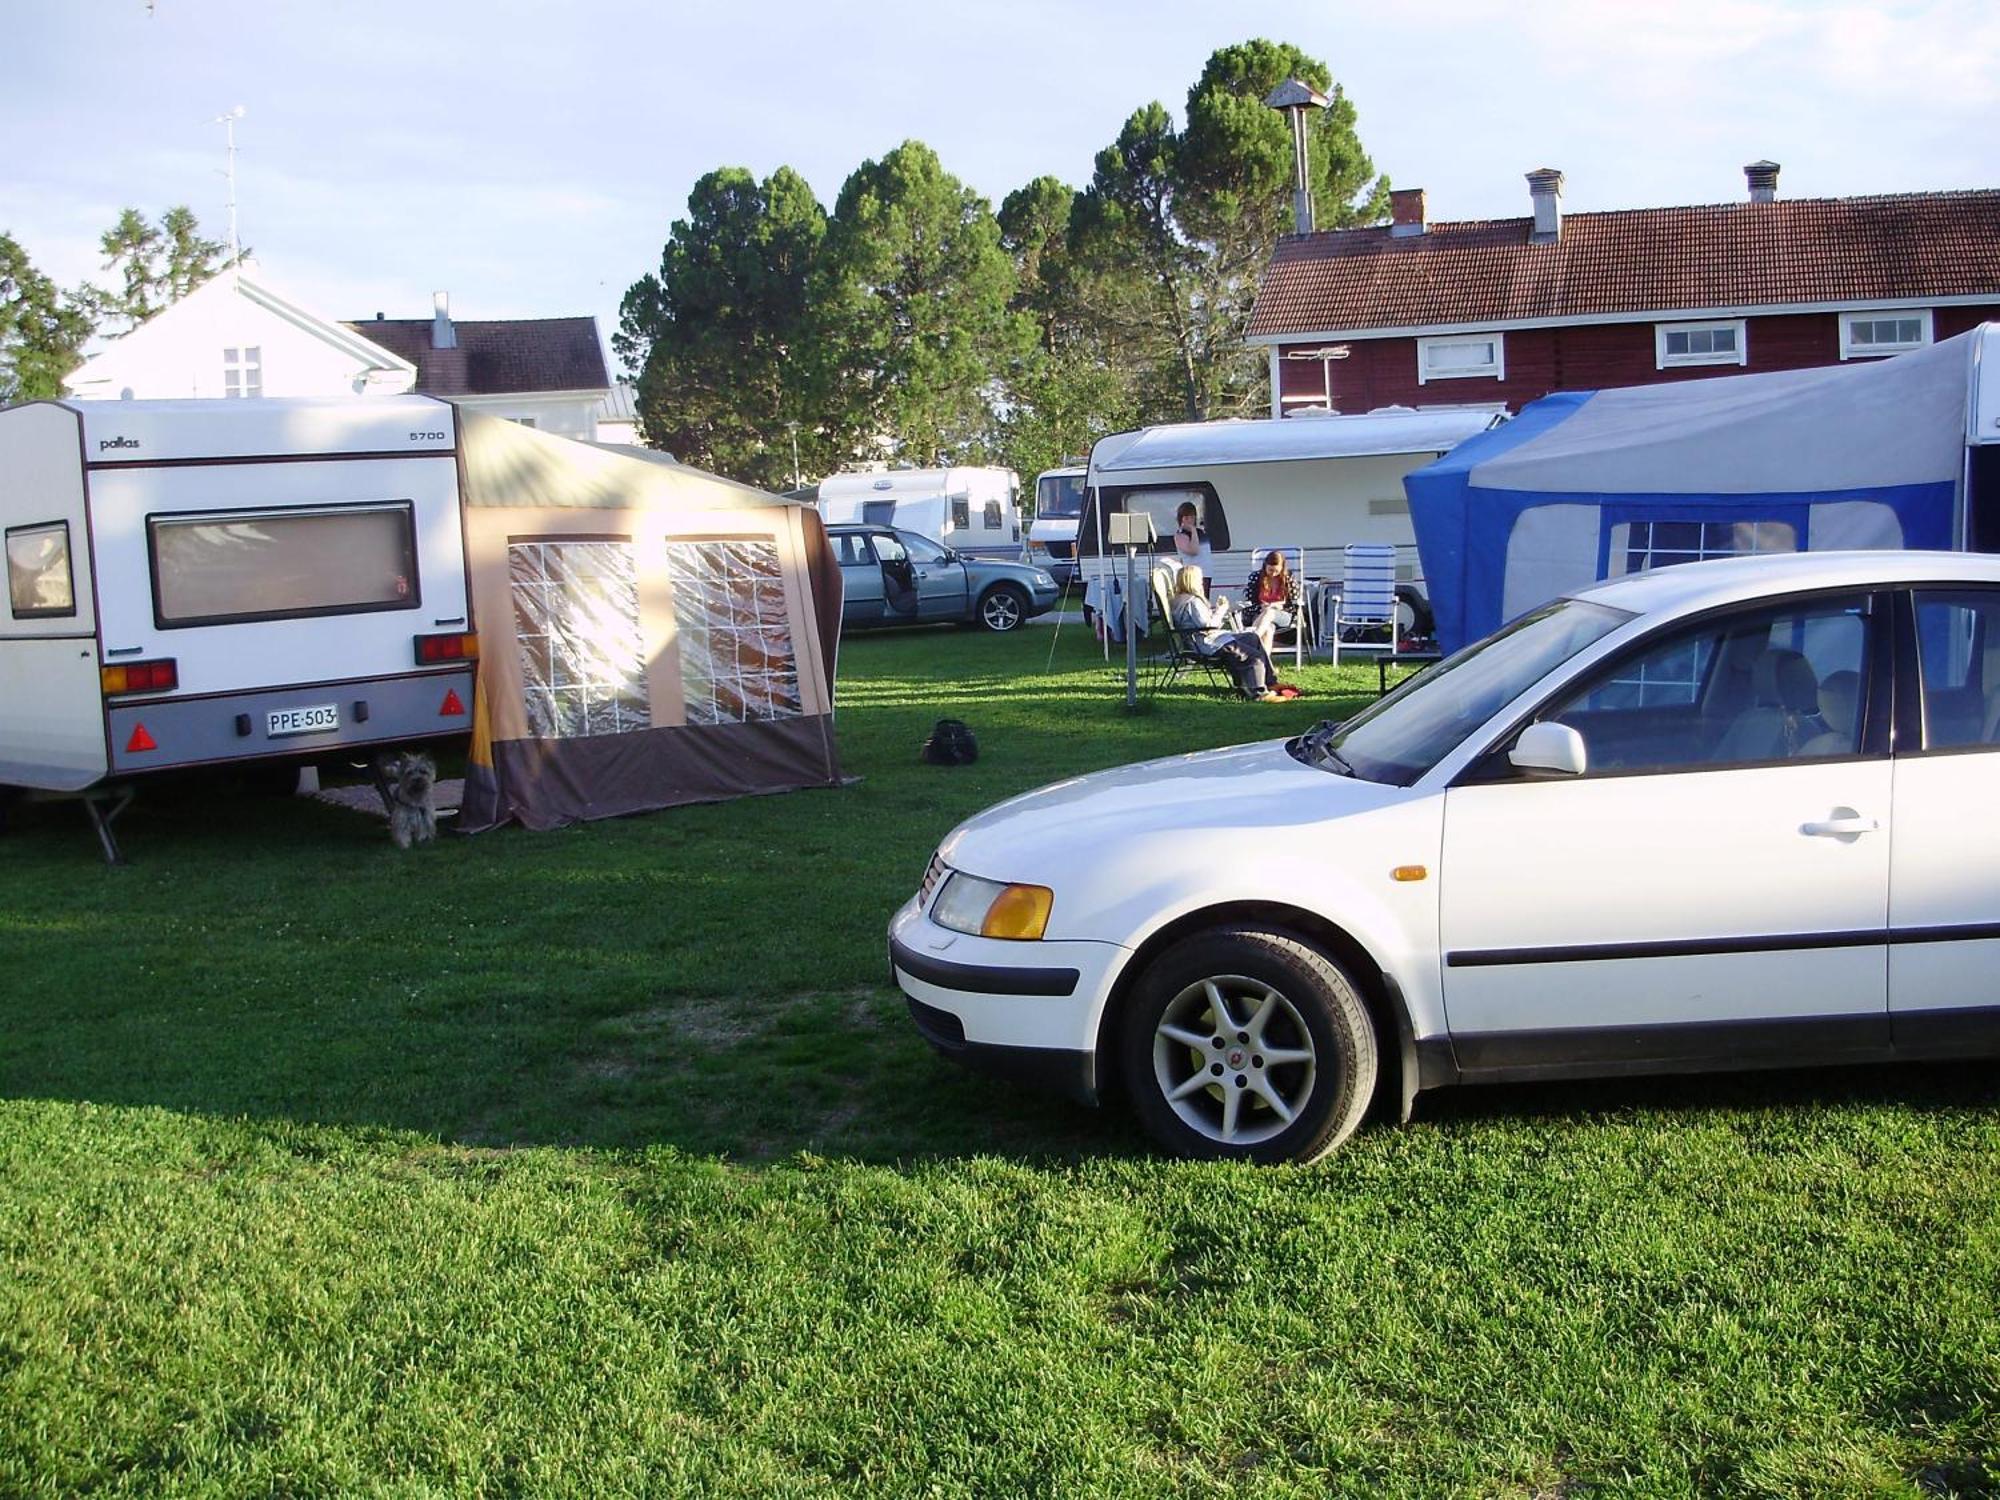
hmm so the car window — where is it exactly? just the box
[1540,595,1874,773]
[834,534,871,567]
[872,534,908,565]
[901,533,948,564]
[1912,589,2000,749]
[1304,597,1630,785]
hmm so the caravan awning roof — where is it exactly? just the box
[1091,410,1502,474]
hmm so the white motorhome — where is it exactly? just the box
[1025,465,1086,585]
[817,466,1023,561]
[0,396,476,809]
[1076,409,1502,625]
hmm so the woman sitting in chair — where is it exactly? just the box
[1169,565,1286,702]
[1241,549,1303,650]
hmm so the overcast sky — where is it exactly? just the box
[6,0,1996,372]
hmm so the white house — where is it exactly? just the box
[64,272,418,401]
[65,275,614,444]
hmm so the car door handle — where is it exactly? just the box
[1801,810,1879,838]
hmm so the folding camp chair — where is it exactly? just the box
[1331,543,1399,663]
[1147,565,1231,692]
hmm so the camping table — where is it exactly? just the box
[1376,649,1441,695]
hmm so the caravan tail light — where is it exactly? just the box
[415,631,479,665]
[101,659,179,695]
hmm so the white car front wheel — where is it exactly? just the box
[1120,927,1377,1163]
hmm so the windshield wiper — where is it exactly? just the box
[1288,719,1353,776]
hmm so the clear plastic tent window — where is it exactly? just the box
[509,539,651,740]
[665,539,803,727]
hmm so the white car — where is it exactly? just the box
[890,551,2000,1163]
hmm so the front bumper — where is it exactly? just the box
[888,896,1128,1106]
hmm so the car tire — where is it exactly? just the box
[1119,926,1377,1164]
[977,584,1029,633]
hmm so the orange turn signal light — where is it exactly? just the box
[981,883,1054,940]
[101,658,178,695]
[1392,865,1428,882]
[415,631,479,665]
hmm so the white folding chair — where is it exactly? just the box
[1332,543,1399,663]
[1243,545,1311,669]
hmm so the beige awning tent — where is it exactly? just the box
[453,411,843,831]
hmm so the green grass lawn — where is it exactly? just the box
[2,622,1997,1497]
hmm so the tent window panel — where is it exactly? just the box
[150,504,418,627]
[508,539,650,740]
[6,521,76,619]
[666,539,803,727]
[1608,519,1796,578]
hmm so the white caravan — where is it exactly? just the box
[1076,409,1502,619]
[817,466,1023,561]
[0,396,476,806]
[1025,466,1086,586]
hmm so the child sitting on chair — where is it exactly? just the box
[1241,549,1303,651]
[1169,565,1285,702]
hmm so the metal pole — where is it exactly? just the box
[1124,542,1138,708]
[214,105,245,269]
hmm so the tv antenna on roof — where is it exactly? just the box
[211,105,246,270]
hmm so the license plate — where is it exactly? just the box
[267,703,340,738]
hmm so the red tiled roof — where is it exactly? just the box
[1245,191,2000,339]
[344,315,609,395]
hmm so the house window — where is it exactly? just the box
[665,538,803,726]
[222,346,263,398]
[6,521,75,619]
[1416,334,1503,384]
[509,537,650,740]
[1840,310,1932,359]
[1655,321,1746,369]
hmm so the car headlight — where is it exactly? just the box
[931,872,1054,941]
[1033,571,1055,587]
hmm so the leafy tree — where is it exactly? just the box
[1071,40,1388,423]
[0,233,92,403]
[616,167,829,489]
[809,141,1027,465]
[84,205,226,334]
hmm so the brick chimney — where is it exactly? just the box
[1526,168,1564,244]
[1390,188,1428,238]
[1744,160,1781,203]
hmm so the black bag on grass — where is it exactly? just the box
[920,719,978,766]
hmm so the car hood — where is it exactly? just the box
[937,738,1408,880]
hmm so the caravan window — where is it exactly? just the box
[950,498,970,532]
[665,537,803,726]
[6,522,75,619]
[1110,484,1230,556]
[149,503,419,628]
[983,500,1003,532]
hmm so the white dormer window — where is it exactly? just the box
[222,346,263,398]
[1417,334,1504,384]
[1840,310,1932,359]
[1655,320,1746,369]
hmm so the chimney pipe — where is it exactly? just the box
[1526,168,1564,244]
[1389,188,1428,238]
[1264,78,1333,235]
[431,291,456,351]
[1744,159,1781,203]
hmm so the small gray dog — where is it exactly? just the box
[372,750,439,849]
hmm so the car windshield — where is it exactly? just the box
[1291,597,1632,785]
[900,532,949,564]
[1037,473,1085,518]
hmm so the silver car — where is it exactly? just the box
[829,525,1060,633]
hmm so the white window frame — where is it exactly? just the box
[1654,320,1747,369]
[222,345,263,398]
[1416,333,1504,384]
[1839,308,1933,360]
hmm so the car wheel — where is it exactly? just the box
[977,584,1028,632]
[1119,926,1376,1164]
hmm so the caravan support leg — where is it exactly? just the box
[81,786,136,867]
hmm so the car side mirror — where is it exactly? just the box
[1509,721,1587,777]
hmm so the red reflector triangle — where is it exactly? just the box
[439,689,465,717]
[126,724,157,753]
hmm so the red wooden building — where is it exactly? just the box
[1247,164,2000,417]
